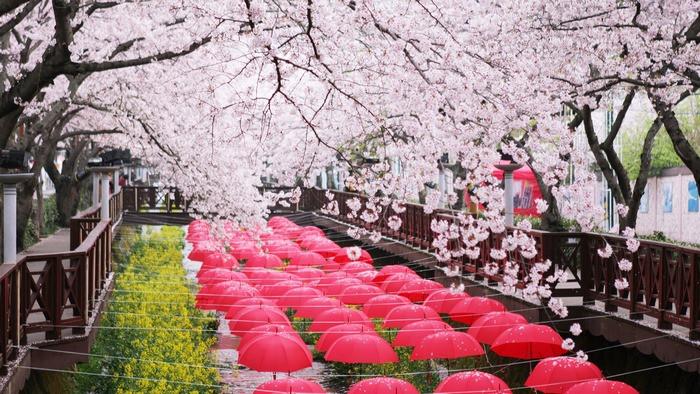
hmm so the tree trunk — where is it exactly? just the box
[54,176,82,227]
[34,178,44,236]
[16,179,35,250]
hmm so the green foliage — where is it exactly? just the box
[41,195,60,235]
[74,226,220,393]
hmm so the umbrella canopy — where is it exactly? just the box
[341,261,376,275]
[449,297,507,324]
[206,285,261,312]
[267,243,301,261]
[423,289,469,314]
[310,307,372,333]
[334,247,374,265]
[260,280,305,301]
[491,324,567,360]
[393,320,454,348]
[295,296,344,319]
[289,251,328,268]
[238,324,301,350]
[348,377,420,394]
[381,273,421,294]
[316,271,355,292]
[286,266,325,283]
[229,305,291,336]
[188,241,217,261]
[279,286,324,310]
[525,357,604,393]
[355,270,379,284]
[324,277,364,297]
[373,265,417,286]
[339,284,384,305]
[246,253,285,269]
[306,242,342,259]
[197,268,248,285]
[564,380,639,394]
[231,244,260,261]
[435,372,512,394]
[254,378,326,394]
[468,312,529,345]
[200,252,239,271]
[363,294,412,319]
[383,304,441,329]
[398,279,444,302]
[247,269,301,287]
[315,323,378,352]
[411,331,484,360]
[238,332,313,373]
[325,333,399,364]
[225,297,277,319]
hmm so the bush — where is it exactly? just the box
[74,226,220,393]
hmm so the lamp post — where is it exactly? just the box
[88,166,120,220]
[0,173,34,263]
[494,153,523,227]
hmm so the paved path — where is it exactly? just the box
[19,228,71,256]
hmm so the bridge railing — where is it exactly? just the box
[122,186,187,214]
[0,191,121,370]
[298,187,700,339]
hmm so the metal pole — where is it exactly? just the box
[3,183,17,263]
[101,174,110,220]
[504,169,515,227]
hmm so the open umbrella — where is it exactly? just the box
[289,251,328,268]
[398,279,444,302]
[334,247,374,265]
[229,305,291,336]
[564,380,639,394]
[491,324,567,360]
[315,323,378,352]
[423,289,469,314]
[267,243,301,261]
[355,270,379,284]
[254,378,325,394]
[525,357,603,393]
[393,320,453,348]
[411,331,484,360]
[226,297,277,320]
[279,286,324,310]
[238,324,301,350]
[205,284,261,312]
[310,307,372,333]
[200,252,239,271]
[324,277,364,297]
[468,312,528,345]
[339,284,384,305]
[286,266,325,283]
[254,378,326,394]
[341,261,376,275]
[238,332,312,373]
[372,265,417,286]
[231,244,260,262]
[381,273,421,294]
[348,377,419,394]
[197,268,248,285]
[449,297,507,324]
[383,304,441,329]
[188,241,217,261]
[363,294,412,319]
[325,333,399,364]
[316,271,355,292]
[260,280,305,301]
[295,296,344,319]
[246,253,284,269]
[435,372,512,394]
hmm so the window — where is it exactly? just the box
[662,183,673,213]
[689,181,699,213]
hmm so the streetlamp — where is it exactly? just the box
[494,151,523,227]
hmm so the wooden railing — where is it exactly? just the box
[1,191,122,369]
[299,187,700,339]
[122,186,187,214]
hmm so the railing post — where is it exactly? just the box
[629,248,642,320]
[657,246,671,330]
[580,234,594,305]
[690,254,699,340]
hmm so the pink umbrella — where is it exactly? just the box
[398,279,444,302]
[254,378,326,394]
[423,289,469,314]
[295,296,344,319]
[231,244,260,261]
[247,253,284,269]
[355,270,380,284]
[411,331,484,360]
[564,380,639,394]
[325,334,398,364]
[188,241,217,261]
[383,304,441,329]
[229,305,290,336]
[363,294,412,319]
[381,273,421,294]
[307,242,342,258]
[348,377,419,394]
[324,277,363,297]
[225,297,276,320]
[279,286,324,310]
[310,307,372,333]
[373,265,417,286]
[334,247,374,265]
[286,266,325,283]
[449,297,507,324]
[339,284,384,305]
[197,268,247,285]
[341,261,376,275]
[202,283,260,312]
[260,280,304,301]
[238,332,312,373]
[267,243,301,261]
[315,271,355,292]
[435,372,512,394]
[315,323,378,352]
[248,269,300,286]
[468,312,528,345]
[238,324,301,350]
[525,357,604,393]
[491,324,567,360]
[200,252,239,271]
[393,320,453,348]
[289,251,328,268]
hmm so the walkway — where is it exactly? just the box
[20,228,70,256]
